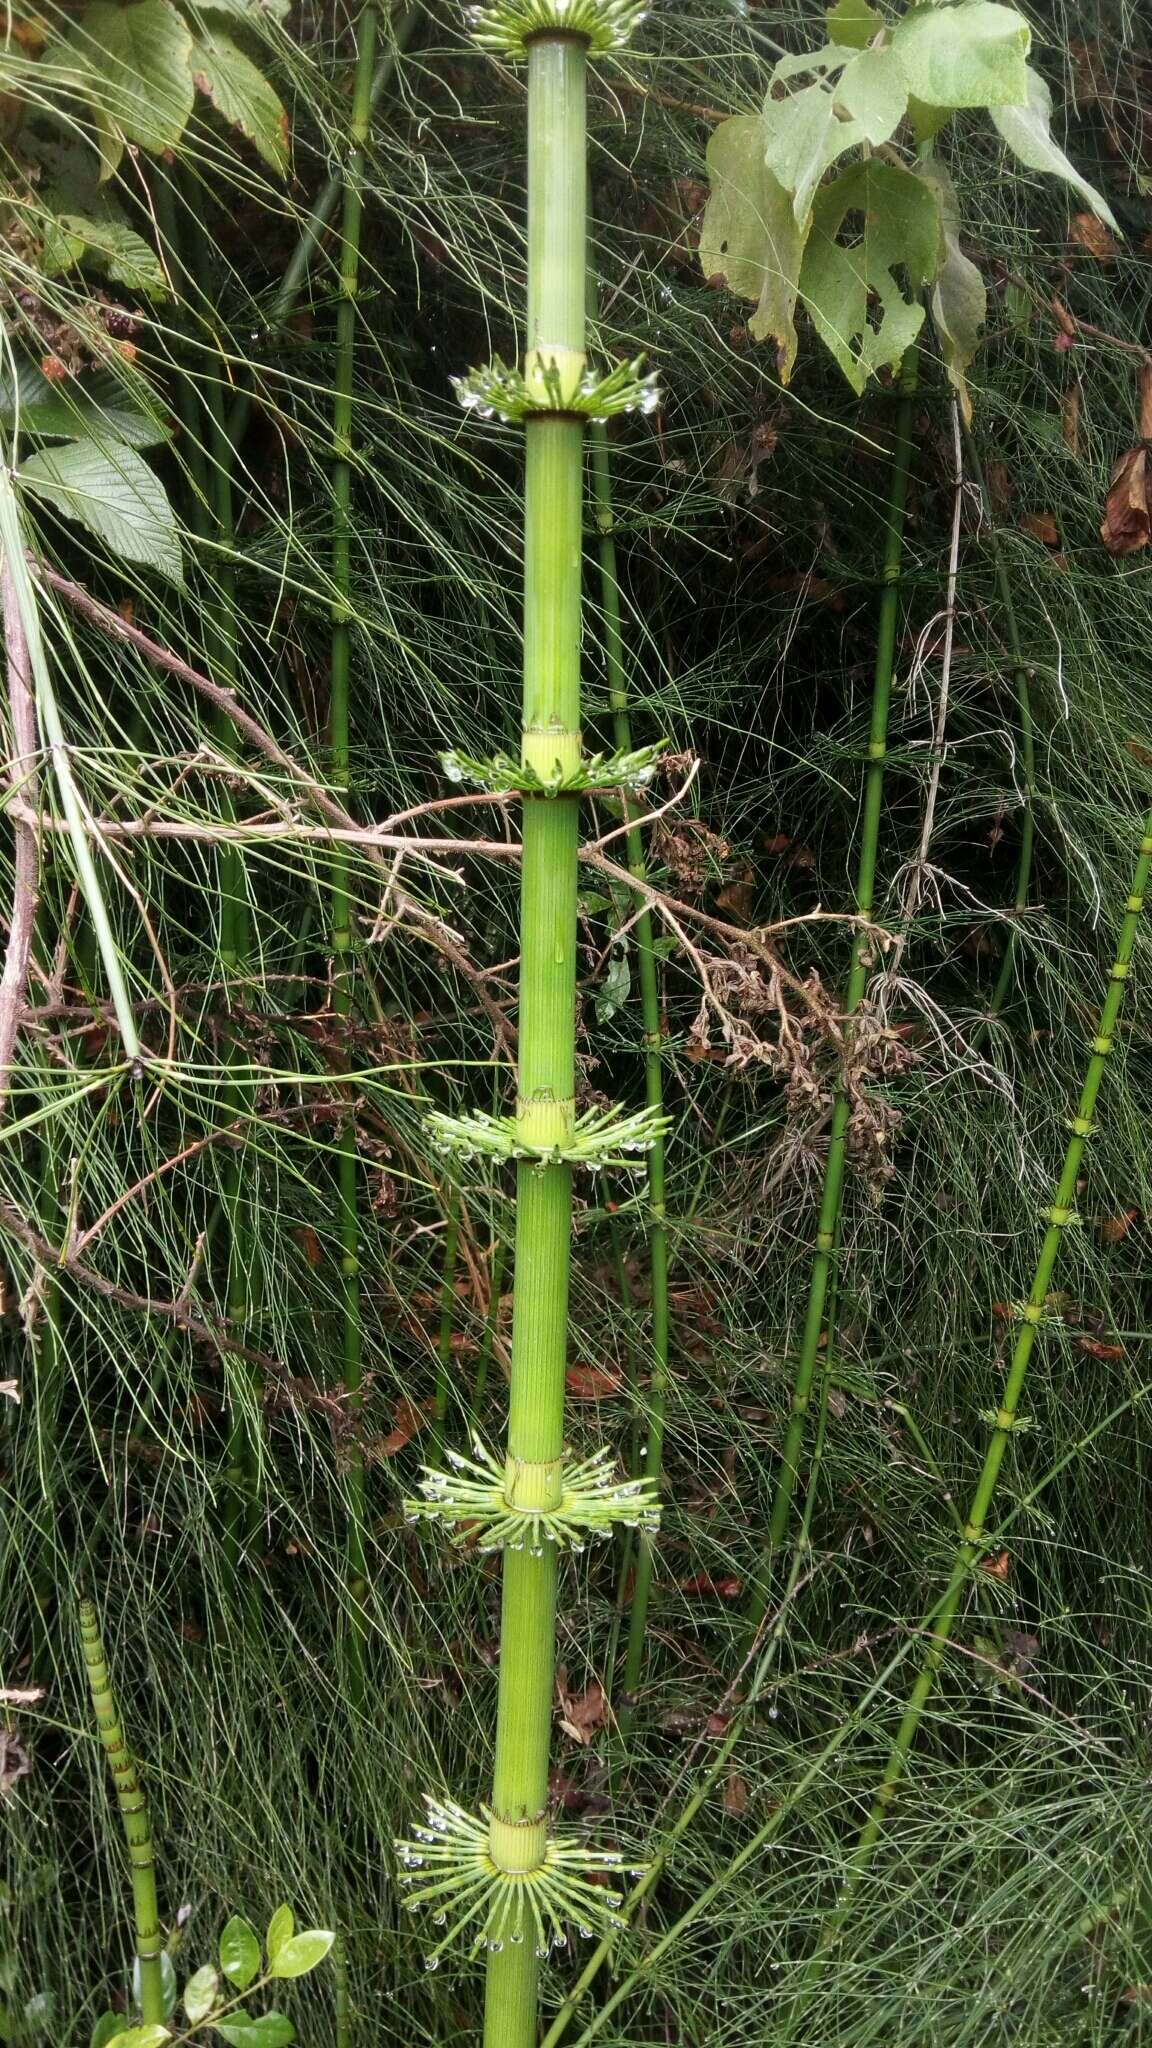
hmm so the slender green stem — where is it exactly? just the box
[827,806,1152,1935]
[328,0,380,1686]
[78,1601,165,2024]
[483,33,587,2047]
[587,422,670,1718]
[746,348,919,1629]
[433,1192,462,1428]
[469,1233,505,1428]
[962,420,1037,1027]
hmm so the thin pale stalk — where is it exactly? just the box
[587,423,670,1718]
[79,1601,165,2023]
[433,1192,462,1429]
[746,347,919,1629]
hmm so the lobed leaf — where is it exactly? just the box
[800,159,940,392]
[699,116,806,377]
[891,0,1031,109]
[991,66,1119,230]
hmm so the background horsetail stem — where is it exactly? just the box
[484,29,586,2048]
[78,1602,165,2024]
[745,345,919,1632]
[587,420,670,1719]
[962,420,1037,1028]
[330,0,379,1685]
[818,806,1152,1950]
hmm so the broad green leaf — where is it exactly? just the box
[104,2028,171,2048]
[183,1965,221,2025]
[77,0,194,152]
[193,0,291,18]
[906,93,954,146]
[21,1992,54,2032]
[595,946,631,1024]
[266,1929,334,1979]
[41,214,167,294]
[771,43,853,85]
[19,439,183,582]
[800,159,940,392]
[189,26,289,173]
[825,0,883,49]
[212,2013,296,2048]
[0,364,171,450]
[892,1,1030,109]
[264,1906,293,1964]
[89,2013,122,2048]
[699,116,807,378]
[991,66,1119,230]
[836,46,908,143]
[918,162,985,421]
[218,1915,262,1991]
[762,80,865,226]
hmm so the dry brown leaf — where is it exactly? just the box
[369,1395,434,1460]
[1100,444,1150,557]
[723,1771,750,1817]
[1020,511,1060,546]
[1098,1207,1141,1243]
[558,1678,609,1746]
[979,1551,1011,1580]
[565,1363,622,1400]
[1061,384,1081,456]
[1070,211,1117,263]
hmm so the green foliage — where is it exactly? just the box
[802,160,938,389]
[19,438,183,583]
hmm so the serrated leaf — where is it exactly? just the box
[89,2012,122,2048]
[825,0,882,49]
[800,159,940,392]
[266,1929,333,1979]
[76,0,194,152]
[918,161,985,421]
[836,46,908,143]
[892,1,1030,109]
[183,1965,220,2025]
[189,26,289,173]
[41,213,167,294]
[217,1916,261,1991]
[264,1906,293,1964]
[0,363,171,450]
[19,439,183,582]
[991,66,1119,231]
[193,0,290,18]
[212,2012,295,2048]
[104,2028,171,2048]
[700,116,807,376]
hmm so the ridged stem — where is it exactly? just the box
[78,1602,165,2024]
[587,422,669,1718]
[745,346,919,1630]
[484,34,587,2048]
[826,807,1152,1939]
[330,0,379,1688]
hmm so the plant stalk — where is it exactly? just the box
[746,346,919,1629]
[79,1601,165,2024]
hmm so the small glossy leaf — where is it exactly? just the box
[991,66,1119,230]
[89,2012,122,2048]
[183,1964,220,2025]
[825,0,882,49]
[800,160,940,392]
[20,439,183,583]
[189,27,289,173]
[836,46,908,143]
[264,1906,293,1964]
[76,0,195,152]
[266,1929,334,1979]
[104,2028,171,2048]
[700,116,807,375]
[212,2012,296,2048]
[217,1915,261,1991]
[892,1,1030,109]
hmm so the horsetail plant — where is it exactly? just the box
[825,800,1152,1936]
[394,3,667,2040]
[78,1600,167,2028]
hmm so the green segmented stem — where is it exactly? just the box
[484,30,586,2048]
[78,1601,165,2024]
[830,811,1152,1927]
[329,0,380,1685]
[587,421,670,1716]
[745,347,919,1630]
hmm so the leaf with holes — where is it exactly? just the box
[77,0,194,153]
[836,46,908,145]
[762,77,865,226]
[189,26,289,173]
[20,439,183,582]
[991,66,1119,230]
[892,0,1031,109]
[800,160,941,392]
[699,117,807,376]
